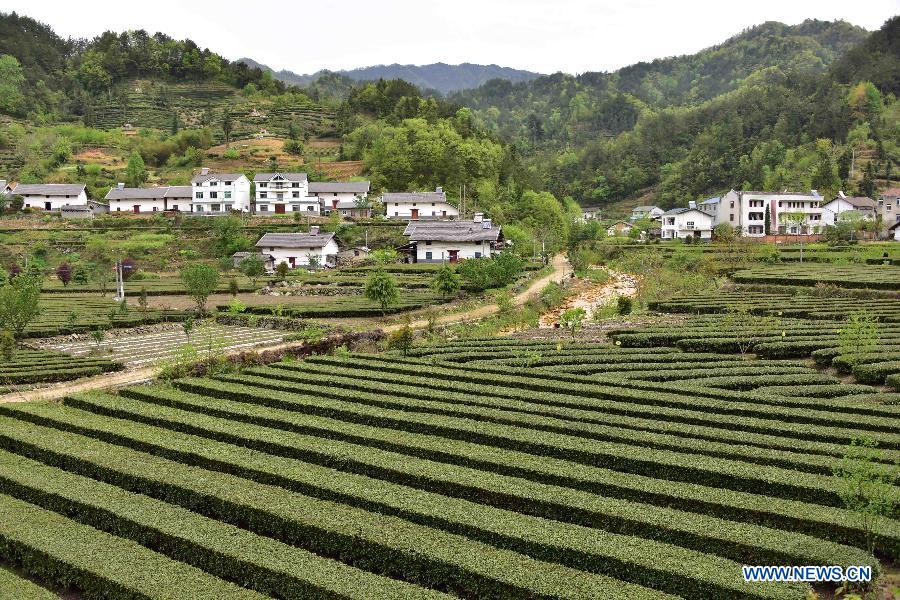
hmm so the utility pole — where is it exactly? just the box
[850,147,856,180]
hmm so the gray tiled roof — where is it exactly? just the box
[309,181,370,194]
[663,207,707,216]
[12,183,86,196]
[404,220,501,243]
[255,232,336,249]
[699,197,721,205]
[383,191,447,203]
[844,196,876,209]
[253,172,308,183]
[632,205,660,212]
[164,186,193,198]
[105,187,169,200]
[191,173,246,184]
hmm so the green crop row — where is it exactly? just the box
[0,493,264,599]
[0,449,450,600]
[0,566,55,600]
[110,382,900,559]
[0,410,679,600]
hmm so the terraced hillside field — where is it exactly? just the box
[0,338,895,598]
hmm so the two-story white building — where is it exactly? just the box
[191,168,251,214]
[309,181,371,216]
[254,227,339,269]
[384,187,458,220]
[630,205,664,221]
[11,183,88,211]
[697,197,723,225]
[660,207,713,240]
[253,172,314,214]
[402,214,502,263]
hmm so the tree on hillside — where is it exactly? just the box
[837,310,879,365]
[170,112,179,136]
[763,205,771,236]
[364,269,400,313]
[223,111,233,146]
[239,254,265,286]
[431,264,461,299]
[0,54,25,115]
[214,216,250,256]
[125,150,148,187]
[180,263,219,314]
[0,275,42,339]
[859,161,876,199]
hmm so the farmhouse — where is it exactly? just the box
[163,186,192,212]
[606,221,634,237]
[878,187,900,227]
[106,184,168,213]
[401,215,502,263]
[660,207,713,240]
[10,183,88,211]
[230,251,275,271]
[630,205,663,221]
[191,168,251,214]
[722,189,823,236]
[60,201,108,219]
[309,181,371,216]
[580,206,601,221]
[384,186,459,220]
[255,226,340,269]
[821,193,876,226]
[253,172,315,214]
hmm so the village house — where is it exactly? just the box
[721,189,824,236]
[191,168,251,214]
[60,200,109,220]
[630,205,663,221]
[821,192,877,227]
[384,186,459,220]
[606,221,634,237]
[660,205,714,240]
[697,197,722,225]
[309,181,371,217]
[878,188,900,228]
[336,246,371,265]
[255,226,339,269]
[401,214,502,263]
[230,251,275,271]
[580,206,601,221]
[10,183,88,211]
[253,172,314,214]
[106,184,194,213]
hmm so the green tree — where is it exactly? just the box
[0,329,15,360]
[214,216,250,256]
[431,265,461,299]
[239,254,266,286]
[859,161,876,199]
[370,248,399,265]
[837,310,879,365]
[560,306,586,340]
[387,320,415,355]
[763,205,771,236]
[125,150,148,188]
[0,275,42,339]
[170,112,179,136]
[180,263,219,314]
[228,278,240,297]
[364,269,400,313]
[833,437,898,554]
[275,261,289,280]
[0,55,26,115]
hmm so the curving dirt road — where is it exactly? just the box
[1,255,568,403]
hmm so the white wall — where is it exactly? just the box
[266,239,340,269]
[256,179,309,206]
[319,193,367,212]
[109,198,166,213]
[192,176,250,213]
[416,240,494,262]
[256,199,320,214]
[660,210,713,240]
[22,190,88,210]
[740,193,822,236]
[388,201,459,219]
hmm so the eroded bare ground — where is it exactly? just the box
[539,267,640,327]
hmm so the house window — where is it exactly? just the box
[210,181,218,186]
[224,191,232,199]
[307,206,315,211]
[224,181,231,185]
[195,205,204,213]
[425,240,432,245]
[277,193,284,200]
[292,191,300,198]
[260,192,268,199]
[292,183,299,188]
[153,207,158,212]
[730,214,734,222]
[195,192,203,199]
[425,251,433,260]
[224,204,233,211]
[394,211,399,216]
[172,205,179,211]
[259,183,267,188]
[211,204,221,212]
[475,252,482,258]
[209,192,218,199]
[258,205,269,212]
[116,207,121,211]
[292,205,301,211]
[686,221,694,227]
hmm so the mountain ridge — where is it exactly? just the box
[236,59,542,93]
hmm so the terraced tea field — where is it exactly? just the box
[0,337,895,598]
[732,264,900,290]
[25,295,190,338]
[35,323,285,367]
[0,349,122,392]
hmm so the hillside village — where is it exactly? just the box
[0,6,898,600]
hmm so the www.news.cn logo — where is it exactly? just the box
[742,565,872,583]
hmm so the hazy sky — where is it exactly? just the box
[5,0,898,74]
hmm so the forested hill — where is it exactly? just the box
[237,60,542,94]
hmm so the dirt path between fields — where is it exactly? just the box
[0,255,567,403]
[539,267,639,327]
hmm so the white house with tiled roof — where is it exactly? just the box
[402,214,502,263]
[821,192,877,227]
[255,226,339,269]
[191,168,250,214]
[106,184,196,213]
[660,207,713,240]
[12,183,88,211]
[311,181,371,217]
[383,186,458,220]
[722,189,823,236]
[630,205,663,221]
[253,172,314,214]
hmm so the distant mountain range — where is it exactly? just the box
[236,59,543,94]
